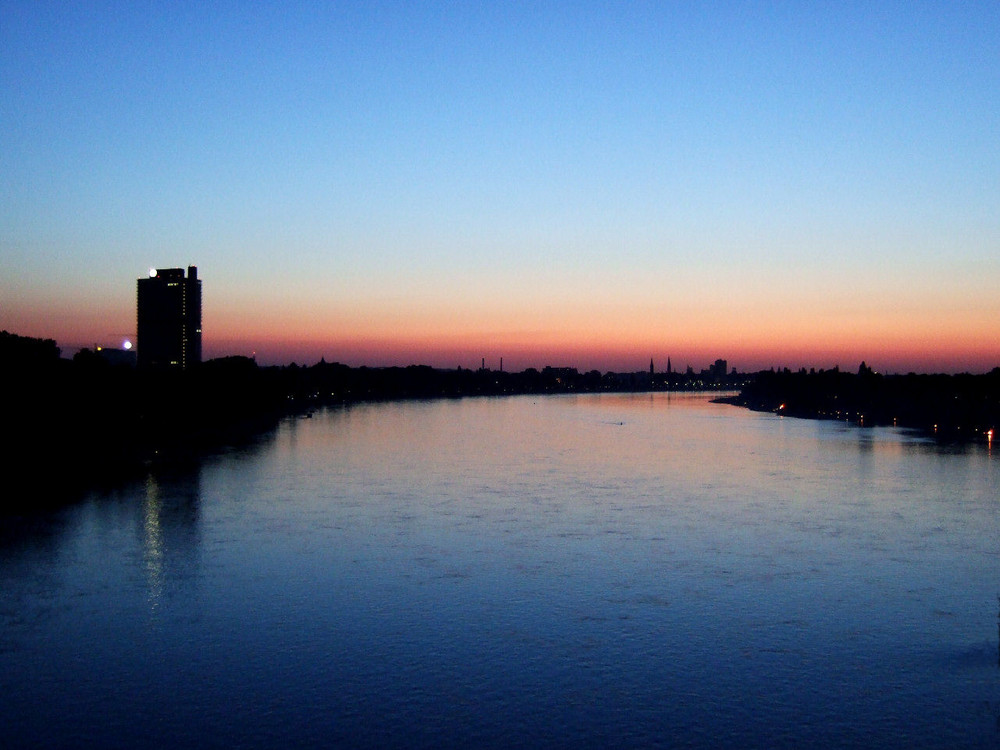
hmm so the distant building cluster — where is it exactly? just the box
[137,266,202,370]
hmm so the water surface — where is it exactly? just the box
[2,393,999,748]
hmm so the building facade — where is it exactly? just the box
[137,266,202,370]
[710,358,728,382]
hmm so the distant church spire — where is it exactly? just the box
[667,357,672,375]
[650,358,654,375]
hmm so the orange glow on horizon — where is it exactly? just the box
[197,280,1000,374]
[6,280,997,374]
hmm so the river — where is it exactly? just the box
[2,392,998,748]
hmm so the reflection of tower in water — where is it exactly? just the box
[143,475,164,614]
[140,470,202,618]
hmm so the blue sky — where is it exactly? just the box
[2,1,998,371]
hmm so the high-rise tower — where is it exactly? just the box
[137,266,202,370]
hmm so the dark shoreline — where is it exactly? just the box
[716,367,999,444]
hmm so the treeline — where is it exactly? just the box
[730,364,1000,438]
[1,333,290,509]
[281,360,607,402]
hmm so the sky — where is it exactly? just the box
[2,1,998,373]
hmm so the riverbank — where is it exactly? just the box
[2,350,290,512]
[721,366,999,442]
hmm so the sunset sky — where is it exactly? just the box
[2,2,998,373]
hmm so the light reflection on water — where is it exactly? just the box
[142,476,163,615]
[1,392,999,748]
